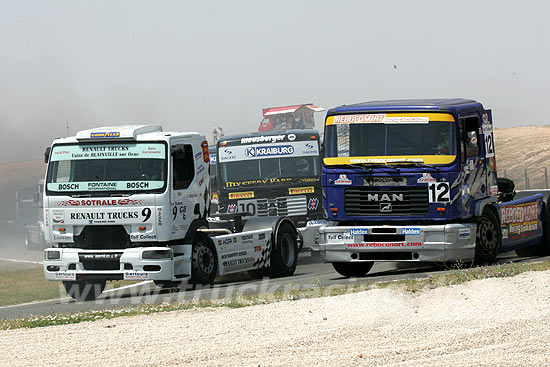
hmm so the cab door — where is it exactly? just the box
[458,112,486,215]
[169,141,196,239]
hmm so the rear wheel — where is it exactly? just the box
[332,262,374,277]
[63,281,105,301]
[474,208,501,264]
[270,223,298,277]
[190,234,217,285]
[247,267,270,279]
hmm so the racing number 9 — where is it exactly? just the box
[428,182,450,203]
[142,208,152,222]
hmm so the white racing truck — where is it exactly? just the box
[43,125,301,300]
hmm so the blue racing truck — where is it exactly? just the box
[319,99,550,276]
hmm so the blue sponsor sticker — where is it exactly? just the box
[401,228,421,235]
[459,228,471,239]
[350,228,369,235]
[245,145,295,158]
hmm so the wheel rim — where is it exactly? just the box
[478,217,498,256]
[193,242,215,275]
[280,232,296,268]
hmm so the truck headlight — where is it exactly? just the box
[142,249,173,260]
[45,250,61,260]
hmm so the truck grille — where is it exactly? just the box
[256,195,307,217]
[79,253,122,270]
[344,187,428,216]
[74,225,130,249]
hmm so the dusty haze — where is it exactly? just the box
[1,1,549,164]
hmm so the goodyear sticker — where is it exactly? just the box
[229,191,254,200]
[289,186,314,195]
[90,131,120,138]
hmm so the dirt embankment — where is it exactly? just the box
[494,126,550,189]
[2,271,550,367]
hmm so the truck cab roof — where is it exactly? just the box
[52,125,203,145]
[219,129,318,143]
[327,99,484,116]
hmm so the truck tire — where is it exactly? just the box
[24,229,33,251]
[270,222,298,278]
[63,280,105,301]
[153,281,181,289]
[190,233,217,285]
[516,202,550,257]
[332,262,374,277]
[474,208,501,264]
[247,268,270,280]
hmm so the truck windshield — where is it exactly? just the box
[324,114,457,165]
[46,142,166,195]
[218,139,320,187]
[220,156,320,184]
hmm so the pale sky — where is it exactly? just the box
[1,0,549,163]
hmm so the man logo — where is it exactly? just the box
[367,194,404,202]
[380,203,392,213]
[245,147,256,157]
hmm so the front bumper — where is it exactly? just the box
[43,246,191,282]
[319,223,476,263]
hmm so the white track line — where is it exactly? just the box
[0,258,43,265]
[103,281,153,294]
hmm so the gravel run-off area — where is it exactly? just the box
[2,271,550,367]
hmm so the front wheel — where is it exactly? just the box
[270,223,299,278]
[24,228,33,251]
[63,281,105,301]
[190,234,217,285]
[153,281,181,289]
[474,208,501,264]
[332,262,374,277]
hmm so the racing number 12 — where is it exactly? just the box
[428,182,450,203]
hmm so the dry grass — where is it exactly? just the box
[0,260,61,307]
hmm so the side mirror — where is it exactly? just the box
[44,147,51,163]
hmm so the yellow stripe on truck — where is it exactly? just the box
[326,112,455,125]
[324,156,456,165]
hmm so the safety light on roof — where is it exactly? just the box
[201,141,209,163]
[220,142,227,147]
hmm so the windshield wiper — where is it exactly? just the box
[393,162,440,171]
[334,163,400,172]
[70,193,92,198]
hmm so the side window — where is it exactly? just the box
[172,144,194,190]
[460,116,480,159]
